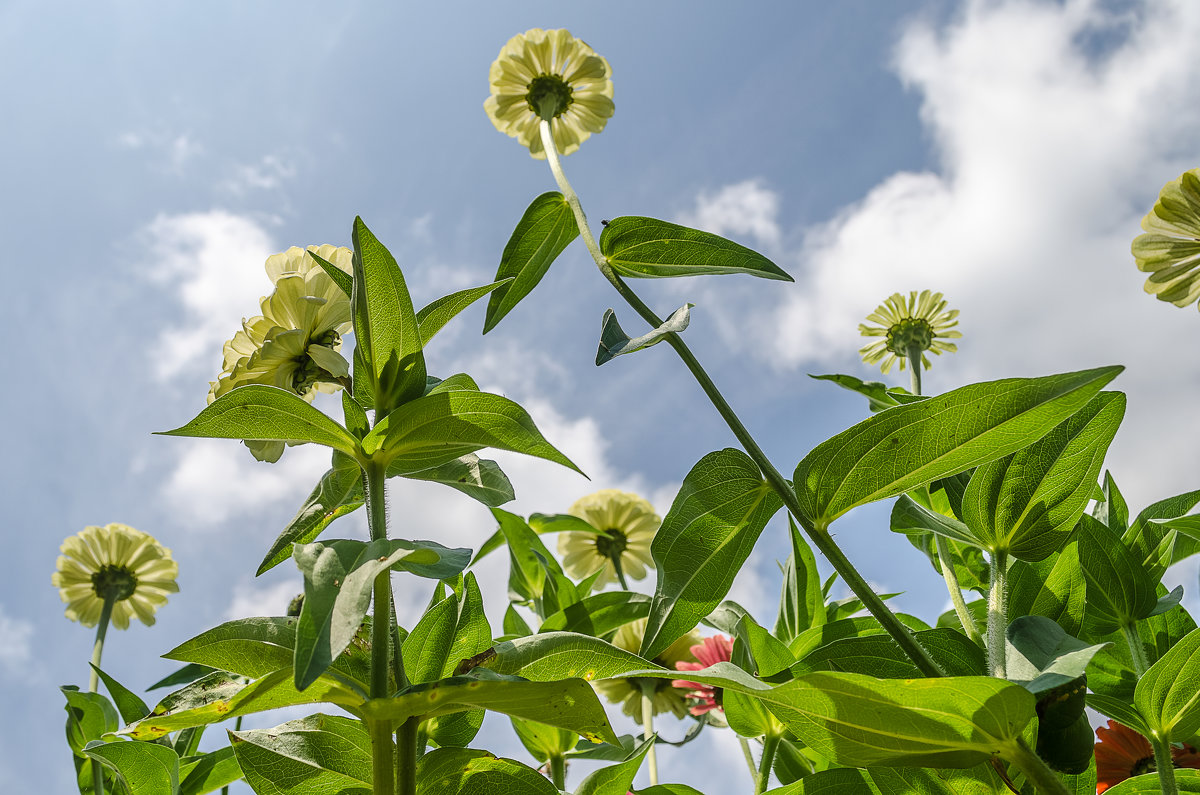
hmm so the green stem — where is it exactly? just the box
[738,736,758,784]
[610,550,630,591]
[549,754,566,790]
[1006,737,1072,795]
[395,717,419,795]
[906,346,923,396]
[88,594,116,795]
[221,717,244,795]
[1121,621,1151,676]
[364,461,396,795]
[1152,734,1181,795]
[936,534,982,646]
[537,120,944,679]
[638,681,658,786]
[755,733,781,795]
[987,550,1009,678]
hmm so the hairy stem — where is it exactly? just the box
[538,120,944,679]
[1007,737,1072,795]
[756,733,781,795]
[1152,734,1181,795]
[1121,621,1150,676]
[639,681,658,785]
[395,717,419,795]
[937,535,982,646]
[549,754,566,790]
[364,461,396,795]
[987,550,1009,678]
[738,736,758,784]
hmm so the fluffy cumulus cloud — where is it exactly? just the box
[691,0,1200,507]
[143,210,278,381]
[677,179,782,252]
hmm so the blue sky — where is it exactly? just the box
[5,1,1200,791]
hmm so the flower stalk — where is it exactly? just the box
[1152,734,1182,795]
[936,535,983,646]
[755,732,781,795]
[88,593,116,795]
[537,120,945,679]
[987,550,1009,678]
[363,459,397,795]
[639,680,658,786]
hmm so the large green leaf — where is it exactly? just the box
[890,494,979,547]
[798,627,985,678]
[598,217,792,280]
[809,373,908,413]
[575,736,655,795]
[230,713,370,795]
[1107,771,1200,794]
[539,591,651,635]
[774,518,827,643]
[83,740,179,795]
[1005,616,1108,697]
[293,538,470,689]
[1078,515,1158,633]
[640,448,784,660]
[178,747,242,795]
[792,367,1122,526]
[62,686,119,756]
[486,632,652,682]
[1008,541,1087,637]
[1125,488,1200,572]
[1134,627,1200,740]
[165,618,302,679]
[122,669,362,740]
[158,385,360,457]
[404,573,493,684]
[493,508,561,604]
[91,666,151,725]
[350,217,426,414]
[764,765,1004,794]
[401,453,515,507]
[484,192,579,333]
[359,669,619,744]
[960,392,1124,561]
[258,450,364,575]
[415,747,559,794]
[418,278,512,345]
[361,390,581,475]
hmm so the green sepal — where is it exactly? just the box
[598,216,792,280]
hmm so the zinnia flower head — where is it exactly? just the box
[672,634,733,716]
[209,245,353,461]
[858,290,961,375]
[594,618,700,720]
[1094,719,1200,793]
[484,28,614,159]
[558,489,659,588]
[1132,168,1200,311]
[52,524,179,629]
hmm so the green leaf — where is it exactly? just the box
[1004,616,1107,696]
[444,573,493,678]
[575,736,655,795]
[774,518,827,643]
[350,216,426,415]
[509,716,577,763]
[960,392,1125,560]
[598,216,792,280]
[83,740,180,795]
[1127,488,1200,572]
[890,494,979,547]
[1008,540,1087,638]
[503,605,533,638]
[539,591,651,635]
[417,279,512,346]
[1078,515,1158,633]
[90,666,150,724]
[1086,693,1153,737]
[484,192,580,333]
[792,367,1123,526]
[123,669,363,740]
[359,669,619,745]
[1106,770,1200,794]
[487,632,652,682]
[415,747,559,794]
[1094,471,1130,532]
[293,538,470,689]
[734,614,796,679]
[307,248,353,299]
[158,385,360,457]
[764,765,1005,795]
[641,449,784,660]
[148,664,216,691]
[62,686,119,755]
[401,454,515,507]
[178,746,243,795]
[258,450,364,575]
[230,713,370,795]
[403,592,459,685]
[361,390,582,475]
[165,617,297,679]
[809,373,908,413]
[799,627,985,678]
[595,304,691,365]
[1135,626,1200,740]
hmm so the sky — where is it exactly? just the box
[5,0,1200,792]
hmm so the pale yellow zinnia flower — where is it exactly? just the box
[52,524,178,630]
[484,28,614,159]
[558,490,659,588]
[1132,168,1200,311]
[858,290,961,375]
[594,618,700,720]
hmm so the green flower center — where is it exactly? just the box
[594,527,628,560]
[91,565,138,602]
[526,74,574,121]
[885,318,934,357]
[291,330,341,395]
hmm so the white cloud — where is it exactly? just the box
[221,154,298,195]
[116,129,203,173]
[142,210,278,381]
[677,179,782,251]
[0,606,32,671]
[225,579,303,620]
[703,0,1200,508]
[162,439,332,528]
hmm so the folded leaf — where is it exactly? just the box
[596,304,691,365]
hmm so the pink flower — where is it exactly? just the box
[672,634,733,716]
